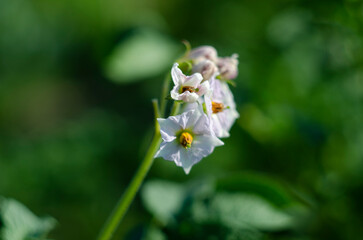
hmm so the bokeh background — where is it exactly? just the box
[1,0,363,239]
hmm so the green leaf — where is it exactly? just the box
[195,192,294,231]
[0,197,56,240]
[215,172,297,207]
[104,28,181,83]
[141,180,185,224]
[143,226,167,240]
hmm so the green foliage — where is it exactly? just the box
[141,180,185,225]
[141,174,309,239]
[105,29,181,83]
[0,197,56,240]
[215,172,296,207]
[194,193,294,231]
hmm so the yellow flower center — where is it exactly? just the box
[180,132,193,149]
[181,86,196,93]
[212,101,224,114]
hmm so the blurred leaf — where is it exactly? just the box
[141,180,185,224]
[105,29,181,83]
[0,197,56,240]
[143,226,166,240]
[125,225,166,240]
[215,172,297,207]
[207,193,294,231]
[225,228,263,240]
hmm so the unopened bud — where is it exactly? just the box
[192,60,219,81]
[188,46,218,63]
[217,54,239,80]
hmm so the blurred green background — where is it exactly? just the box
[1,0,363,239]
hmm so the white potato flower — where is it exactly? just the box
[155,109,223,174]
[205,78,239,138]
[170,63,211,103]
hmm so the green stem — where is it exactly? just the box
[97,132,161,240]
[97,102,180,240]
[152,99,161,132]
[160,73,171,117]
[170,101,180,116]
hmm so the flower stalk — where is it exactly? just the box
[97,100,180,240]
[97,131,161,240]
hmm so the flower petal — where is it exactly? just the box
[197,80,211,97]
[212,114,230,138]
[179,135,224,174]
[184,109,202,130]
[179,92,200,103]
[157,118,181,142]
[183,73,203,87]
[208,78,239,138]
[178,148,195,174]
[192,135,224,154]
[192,112,213,135]
[167,110,194,129]
[171,63,185,85]
[154,141,180,161]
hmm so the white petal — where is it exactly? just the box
[157,118,181,142]
[204,95,213,117]
[212,114,230,138]
[183,73,203,87]
[219,109,239,133]
[208,79,239,138]
[179,135,224,174]
[154,141,181,162]
[178,148,195,174]
[192,135,224,154]
[167,110,194,129]
[183,102,199,113]
[170,84,181,100]
[183,166,192,174]
[197,81,211,97]
[184,109,202,130]
[171,63,185,85]
[170,86,199,103]
[179,91,199,103]
[192,112,213,135]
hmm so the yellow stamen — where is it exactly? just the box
[212,101,224,114]
[180,132,193,149]
[181,86,195,93]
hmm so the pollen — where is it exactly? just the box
[212,101,224,114]
[180,132,193,149]
[181,86,195,93]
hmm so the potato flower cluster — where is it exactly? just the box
[155,46,239,174]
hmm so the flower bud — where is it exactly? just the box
[192,60,219,81]
[188,46,218,63]
[217,54,239,80]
